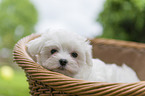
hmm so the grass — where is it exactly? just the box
[0,70,29,96]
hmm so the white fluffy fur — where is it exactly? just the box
[27,28,140,83]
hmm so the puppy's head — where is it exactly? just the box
[27,29,92,77]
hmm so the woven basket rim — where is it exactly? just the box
[91,38,145,50]
[13,34,145,96]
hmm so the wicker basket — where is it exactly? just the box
[13,34,145,96]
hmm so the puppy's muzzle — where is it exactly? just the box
[59,59,68,66]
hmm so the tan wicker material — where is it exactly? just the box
[91,38,145,81]
[13,34,145,96]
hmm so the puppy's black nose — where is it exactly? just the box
[59,59,68,66]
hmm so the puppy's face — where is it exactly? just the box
[40,39,87,77]
[27,30,92,77]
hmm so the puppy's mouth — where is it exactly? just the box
[47,66,76,77]
[49,66,66,71]
[58,66,65,70]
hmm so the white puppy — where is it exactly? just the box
[27,28,140,83]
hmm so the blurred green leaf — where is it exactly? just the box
[0,0,38,49]
[98,0,145,43]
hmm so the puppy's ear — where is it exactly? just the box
[26,36,45,57]
[85,40,93,66]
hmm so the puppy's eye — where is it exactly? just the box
[71,52,78,58]
[51,49,58,54]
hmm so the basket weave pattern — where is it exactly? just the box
[13,34,145,96]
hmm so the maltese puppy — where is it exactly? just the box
[27,28,140,83]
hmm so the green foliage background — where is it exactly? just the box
[0,0,38,49]
[0,0,37,95]
[98,0,145,43]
